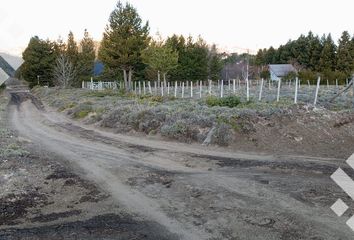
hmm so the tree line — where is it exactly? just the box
[19,1,223,89]
[19,29,96,88]
[19,1,354,89]
[255,31,354,82]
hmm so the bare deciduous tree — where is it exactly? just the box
[53,54,77,88]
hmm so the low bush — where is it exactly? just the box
[206,96,241,108]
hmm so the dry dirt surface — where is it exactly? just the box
[2,86,354,239]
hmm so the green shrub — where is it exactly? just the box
[206,96,220,107]
[74,110,90,119]
[206,96,241,108]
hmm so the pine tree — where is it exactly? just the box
[165,35,186,81]
[318,34,336,72]
[208,44,222,80]
[98,1,150,90]
[21,36,57,87]
[77,29,96,85]
[336,31,353,76]
[66,31,79,66]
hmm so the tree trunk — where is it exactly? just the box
[128,69,132,91]
[157,71,161,89]
[163,73,167,87]
[123,69,128,90]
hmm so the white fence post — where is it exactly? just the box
[294,77,298,104]
[258,78,264,101]
[233,79,236,94]
[174,81,177,98]
[246,78,250,101]
[221,80,224,98]
[314,76,321,106]
[268,79,271,90]
[199,81,202,98]
[190,81,193,98]
[276,79,281,102]
[209,80,212,95]
[148,81,152,95]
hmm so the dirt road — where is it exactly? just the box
[5,89,354,239]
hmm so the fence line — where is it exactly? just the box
[81,78,352,105]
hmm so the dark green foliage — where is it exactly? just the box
[77,29,96,85]
[318,34,336,72]
[98,1,150,89]
[21,36,58,88]
[336,31,353,76]
[208,44,223,80]
[260,70,270,80]
[166,35,210,81]
[256,31,354,82]
[206,96,241,108]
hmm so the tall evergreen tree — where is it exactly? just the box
[306,32,322,71]
[318,34,336,72]
[98,1,150,90]
[208,44,223,80]
[77,29,96,85]
[336,31,353,76]
[66,31,79,67]
[21,36,57,87]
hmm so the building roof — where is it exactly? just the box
[268,64,296,77]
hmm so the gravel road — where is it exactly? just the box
[5,89,354,239]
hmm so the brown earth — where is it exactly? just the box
[1,82,354,239]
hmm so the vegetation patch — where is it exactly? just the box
[206,96,241,108]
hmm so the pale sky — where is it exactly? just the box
[0,0,353,56]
